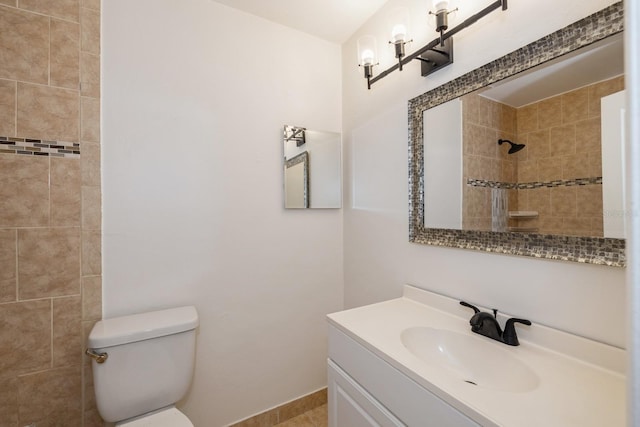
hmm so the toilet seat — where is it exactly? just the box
[116,407,193,427]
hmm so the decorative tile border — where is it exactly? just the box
[408,2,625,266]
[0,136,81,158]
[467,176,603,189]
[285,150,308,169]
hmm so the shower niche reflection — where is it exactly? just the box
[283,125,342,209]
[424,33,625,238]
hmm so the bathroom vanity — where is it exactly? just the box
[327,286,625,426]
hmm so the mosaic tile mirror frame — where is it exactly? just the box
[408,2,625,266]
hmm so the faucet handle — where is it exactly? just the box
[459,301,480,313]
[502,318,532,346]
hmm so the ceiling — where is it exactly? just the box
[210,0,389,43]
[480,33,625,108]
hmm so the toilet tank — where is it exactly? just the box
[87,306,199,423]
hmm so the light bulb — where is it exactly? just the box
[391,24,407,43]
[361,49,374,66]
[432,0,449,12]
[357,35,377,66]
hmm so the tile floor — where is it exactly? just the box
[273,404,328,427]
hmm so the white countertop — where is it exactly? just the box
[327,285,626,427]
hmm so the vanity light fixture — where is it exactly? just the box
[284,125,306,147]
[357,35,379,90]
[359,0,508,89]
[430,0,458,46]
[389,7,412,72]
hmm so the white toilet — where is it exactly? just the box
[86,306,199,426]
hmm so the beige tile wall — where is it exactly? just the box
[514,76,624,236]
[462,92,517,231]
[0,1,102,426]
[462,76,623,236]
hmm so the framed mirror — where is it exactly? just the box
[409,2,625,266]
[283,125,342,209]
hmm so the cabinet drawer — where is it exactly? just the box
[329,326,480,427]
[329,360,404,427]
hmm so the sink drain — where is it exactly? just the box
[464,380,478,386]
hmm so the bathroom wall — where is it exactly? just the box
[343,0,626,348]
[461,93,517,231]
[102,0,342,425]
[0,1,102,426]
[460,74,624,236]
[423,99,463,229]
[514,75,625,236]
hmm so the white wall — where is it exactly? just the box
[625,0,640,421]
[424,99,463,229]
[602,90,627,238]
[102,1,343,425]
[343,0,626,348]
[305,130,342,208]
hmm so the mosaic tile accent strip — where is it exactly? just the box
[285,150,308,169]
[0,136,81,158]
[467,177,603,189]
[408,2,625,267]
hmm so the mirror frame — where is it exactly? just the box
[284,151,309,208]
[408,2,625,266]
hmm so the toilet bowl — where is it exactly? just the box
[86,306,199,425]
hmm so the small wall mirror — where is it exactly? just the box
[283,125,342,209]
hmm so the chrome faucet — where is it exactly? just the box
[460,301,531,346]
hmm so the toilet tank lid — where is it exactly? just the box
[88,306,199,348]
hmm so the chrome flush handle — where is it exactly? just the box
[85,348,108,364]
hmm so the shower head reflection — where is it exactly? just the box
[498,139,526,154]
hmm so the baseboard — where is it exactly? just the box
[228,388,327,426]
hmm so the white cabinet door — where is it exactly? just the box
[328,360,404,427]
[329,326,481,427]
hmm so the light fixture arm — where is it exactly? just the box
[367,0,508,89]
[389,39,413,71]
[429,7,458,46]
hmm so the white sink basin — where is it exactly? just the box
[401,326,539,392]
[328,286,626,426]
